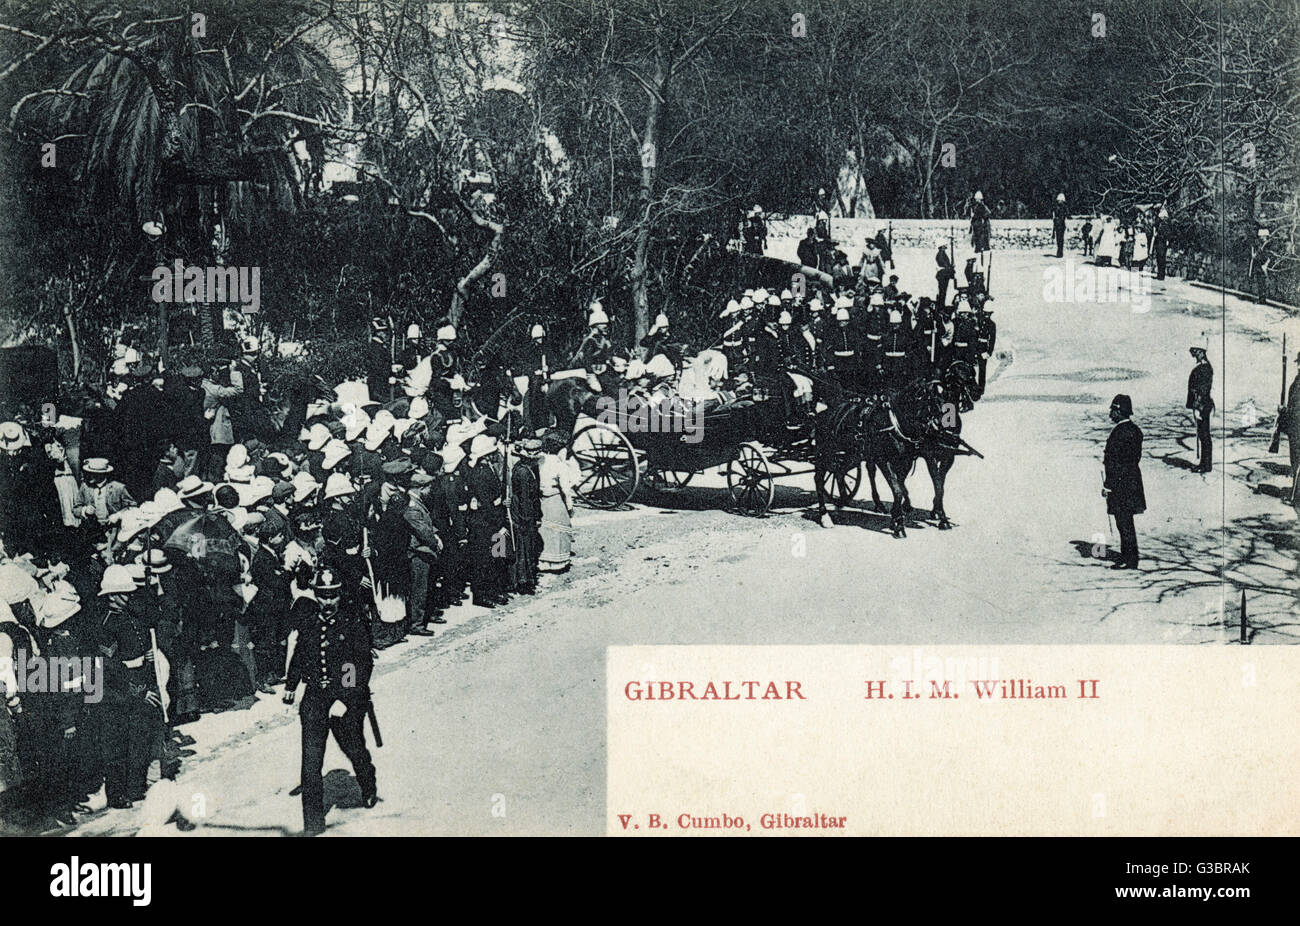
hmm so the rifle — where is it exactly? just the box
[1269,333,1286,454]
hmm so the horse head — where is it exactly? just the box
[942,360,981,412]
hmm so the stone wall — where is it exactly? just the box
[765,216,1091,263]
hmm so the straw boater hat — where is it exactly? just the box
[0,421,28,452]
[135,548,172,574]
[176,474,214,501]
[237,475,275,508]
[82,457,114,476]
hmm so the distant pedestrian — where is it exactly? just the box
[1052,193,1067,258]
[1185,347,1214,473]
[1102,394,1146,570]
[1080,219,1094,256]
[1152,207,1169,280]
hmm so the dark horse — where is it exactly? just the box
[813,375,949,538]
[861,360,984,528]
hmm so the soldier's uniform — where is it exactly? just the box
[826,318,861,393]
[740,314,778,382]
[880,317,914,390]
[974,309,997,391]
[285,568,377,835]
[860,301,886,389]
[951,307,980,371]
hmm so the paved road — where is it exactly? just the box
[72,247,1299,837]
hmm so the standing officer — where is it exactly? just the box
[879,307,913,391]
[1102,394,1146,570]
[1185,346,1215,473]
[283,566,378,836]
[1052,193,1067,258]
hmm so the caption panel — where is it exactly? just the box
[607,645,1300,836]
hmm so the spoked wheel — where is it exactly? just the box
[727,441,774,515]
[647,468,695,492]
[568,423,639,509]
[818,456,862,506]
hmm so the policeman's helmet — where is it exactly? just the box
[835,308,850,323]
[314,568,342,596]
[530,324,545,339]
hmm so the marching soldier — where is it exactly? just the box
[1102,394,1146,570]
[826,303,860,392]
[879,307,914,390]
[283,566,378,836]
[1185,346,1215,473]
[951,300,980,371]
[974,306,997,391]
[860,294,886,389]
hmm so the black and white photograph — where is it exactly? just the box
[0,0,1295,874]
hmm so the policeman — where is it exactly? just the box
[94,564,160,809]
[775,310,814,370]
[1186,346,1215,473]
[740,299,779,381]
[283,567,378,836]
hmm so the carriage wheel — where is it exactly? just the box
[648,469,695,491]
[818,457,862,505]
[727,442,774,515]
[568,423,639,509]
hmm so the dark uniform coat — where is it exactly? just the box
[1104,419,1146,515]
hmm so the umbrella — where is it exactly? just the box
[160,511,243,577]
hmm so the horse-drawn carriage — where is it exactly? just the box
[562,375,864,516]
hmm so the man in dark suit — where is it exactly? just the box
[1185,347,1215,473]
[1103,394,1146,570]
[797,227,820,270]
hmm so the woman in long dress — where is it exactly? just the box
[538,431,576,574]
